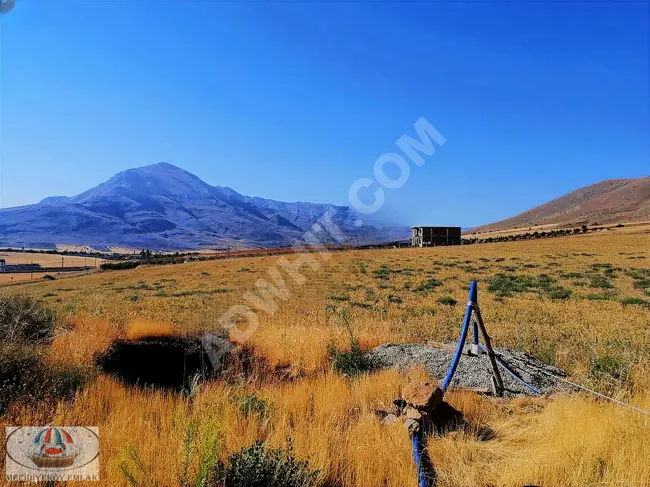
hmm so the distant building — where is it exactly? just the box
[0,259,5,272]
[411,226,462,247]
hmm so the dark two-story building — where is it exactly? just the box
[411,226,462,247]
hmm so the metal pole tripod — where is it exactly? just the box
[441,280,504,396]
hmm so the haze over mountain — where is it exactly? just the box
[0,163,402,250]
[472,176,650,233]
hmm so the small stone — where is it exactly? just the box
[381,414,399,425]
[402,381,443,411]
[373,408,392,420]
[404,407,422,421]
[404,418,420,434]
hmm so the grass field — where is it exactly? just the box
[0,252,101,284]
[0,251,102,267]
[467,220,650,238]
[1,231,649,486]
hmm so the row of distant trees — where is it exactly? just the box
[462,223,625,245]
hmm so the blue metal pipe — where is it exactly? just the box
[412,433,426,487]
[441,281,476,392]
[469,279,478,304]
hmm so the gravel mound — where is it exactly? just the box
[367,343,573,397]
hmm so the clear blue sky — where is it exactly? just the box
[1,1,648,226]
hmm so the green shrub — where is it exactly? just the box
[122,417,221,487]
[621,297,649,306]
[632,278,650,291]
[488,274,568,299]
[100,261,141,271]
[328,294,350,302]
[488,274,537,296]
[372,267,390,280]
[0,343,88,414]
[387,295,402,304]
[585,293,610,301]
[437,296,457,306]
[548,288,572,300]
[589,275,615,289]
[328,311,372,377]
[626,268,650,280]
[603,268,618,278]
[364,288,377,302]
[235,393,272,419]
[0,294,56,344]
[213,440,319,487]
[590,355,630,382]
[329,340,371,376]
[414,278,443,292]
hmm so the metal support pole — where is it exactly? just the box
[472,305,504,396]
[469,280,480,355]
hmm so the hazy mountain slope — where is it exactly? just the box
[473,176,650,233]
[0,163,367,250]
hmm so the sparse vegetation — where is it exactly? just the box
[214,440,320,487]
[0,295,88,414]
[437,296,457,306]
[585,293,610,301]
[328,311,372,377]
[0,293,57,343]
[487,273,559,298]
[414,278,443,292]
[235,393,273,419]
[588,275,615,289]
[1,231,649,486]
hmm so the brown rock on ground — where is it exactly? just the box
[402,381,443,411]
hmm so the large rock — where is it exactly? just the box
[402,381,443,411]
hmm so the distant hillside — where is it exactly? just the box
[473,176,650,233]
[0,163,406,250]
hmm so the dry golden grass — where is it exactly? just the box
[47,315,118,367]
[125,319,175,340]
[0,251,101,267]
[0,271,97,285]
[2,370,647,487]
[468,219,650,238]
[2,230,650,486]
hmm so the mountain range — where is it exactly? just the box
[2,164,647,249]
[471,176,650,233]
[0,163,387,250]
